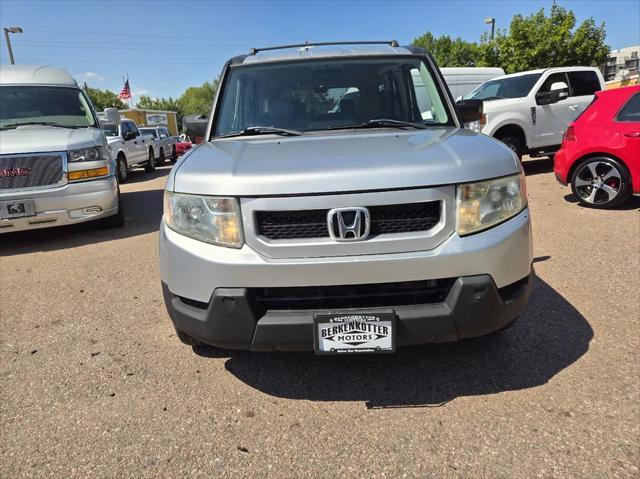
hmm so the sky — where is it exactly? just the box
[1,0,638,101]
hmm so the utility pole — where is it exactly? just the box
[3,26,23,64]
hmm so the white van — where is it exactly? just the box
[441,67,505,99]
[0,65,123,233]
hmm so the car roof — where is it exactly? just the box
[0,65,78,86]
[495,66,600,80]
[242,43,415,65]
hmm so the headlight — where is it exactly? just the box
[68,146,107,162]
[163,191,243,248]
[456,173,527,236]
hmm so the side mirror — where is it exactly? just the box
[536,82,569,105]
[456,99,483,123]
[183,115,208,140]
[123,131,134,141]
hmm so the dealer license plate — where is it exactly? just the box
[0,199,36,219]
[313,311,396,355]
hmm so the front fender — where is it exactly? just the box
[483,110,533,147]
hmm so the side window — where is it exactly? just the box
[160,128,168,138]
[128,122,140,136]
[617,93,640,122]
[568,71,600,97]
[120,122,130,137]
[538,72,568,93]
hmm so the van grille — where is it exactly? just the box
[0,154,64,190]
[255,201,441,240]
[252,278,455,311]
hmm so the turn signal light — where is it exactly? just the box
[563,125,576,141]
[68,167,109,181]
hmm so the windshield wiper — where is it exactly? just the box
[217,126,303,138]
[328,118,427,131]
[0,121,82,130]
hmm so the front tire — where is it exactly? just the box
[570,157,631,209]
[495,134,523,160]
[157,148,165,166]
[116,154,128,183]
[170,146,177,163]
[144,149,156,173]
[95,188,125,229]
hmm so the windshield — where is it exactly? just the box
[0,86,98,129]
[140,128,158,138]
[466,73,542,101]
[102,124,118,136]
[214,57,452,136]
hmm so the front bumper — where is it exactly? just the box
[160,208,533,351]
[0,176,118,233]
[162,272,533,351]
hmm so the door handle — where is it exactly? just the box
[134,141,137,144]
[624,131,640,138]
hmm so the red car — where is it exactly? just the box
[554,85,639,208]
[174,138,193,156]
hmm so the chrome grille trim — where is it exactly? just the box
[0,151,68,192]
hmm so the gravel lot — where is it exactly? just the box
[1,159,638,478]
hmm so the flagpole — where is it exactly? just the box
[128,73,134,109]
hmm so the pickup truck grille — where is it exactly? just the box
[0,154,64,190]
[253,278,455,310]
[255,201,441,240]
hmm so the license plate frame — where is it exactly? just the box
[0,199,36,220]
[313,310,396,355]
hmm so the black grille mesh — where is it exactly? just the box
[255,201,441,240]
[0,154,64,190]
[253,278,455,311]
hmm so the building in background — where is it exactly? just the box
[605,45,639,89]
[119,109,179,135]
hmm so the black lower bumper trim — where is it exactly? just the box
[162,272,533,351]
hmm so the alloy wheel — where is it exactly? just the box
[574,160,622,205]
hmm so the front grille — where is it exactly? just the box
[0,154,64,190]
[255,201,441,240]
[252,278,455,311]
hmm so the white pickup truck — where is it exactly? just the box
[465,67,605,158]
[139,126,177,165]
[101,109,156,183]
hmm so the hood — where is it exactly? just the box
[172,128,520,196]
[479,97,527,111]
[0,126,104,155]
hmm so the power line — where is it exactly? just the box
[24,28,279,42]
[16,58,226,66]
[13,40,241,53]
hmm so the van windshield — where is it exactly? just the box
[466,73,542,101]
[0,86,98,129]
[214,57,452,136]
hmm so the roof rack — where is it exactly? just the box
[249,40,400,55]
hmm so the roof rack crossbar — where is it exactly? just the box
[249,40,400,55]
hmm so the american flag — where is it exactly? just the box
[118,79,131,100]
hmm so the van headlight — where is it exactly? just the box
[163,192,243,248]
[68,146,107,162]
[456,173,527,236]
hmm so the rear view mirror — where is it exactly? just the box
[456,99,483,123]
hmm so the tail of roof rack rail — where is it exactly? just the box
[249,40,400,55]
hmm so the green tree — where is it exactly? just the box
[177,80,219,116]
[412,3,609,74]
[495,3,609,73]
[136,94,180,112]
[413,32,479,67]
[85,87,126,111]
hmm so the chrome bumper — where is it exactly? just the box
[0,176,118,233]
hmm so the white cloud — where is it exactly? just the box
[131,87,151,97]
[77,71,104,82]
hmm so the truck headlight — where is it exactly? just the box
[163,191,243,248]
[68,146,107,162]
[456,172,527,236]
